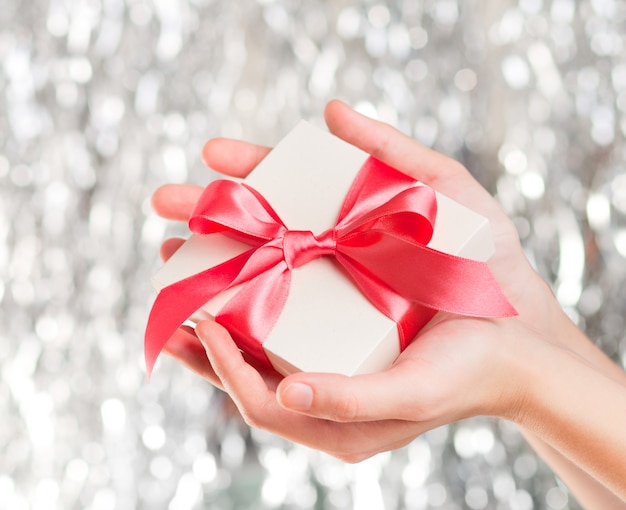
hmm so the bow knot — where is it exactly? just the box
[283,229,336,269]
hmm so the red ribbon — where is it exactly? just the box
[145,157,516,376]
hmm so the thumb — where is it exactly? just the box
[276,366,430,423]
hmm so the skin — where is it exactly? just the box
[152,100,626,507]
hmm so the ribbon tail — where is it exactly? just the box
[392,249,517,317]
[339,232,517,319]
[144,250,255,378]
[216,262,291,369]
[336,252,432,351]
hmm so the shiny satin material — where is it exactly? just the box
[145,157,516,376]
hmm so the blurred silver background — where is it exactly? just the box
[1,0,625,508]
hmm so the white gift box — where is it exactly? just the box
[153,121,494,376]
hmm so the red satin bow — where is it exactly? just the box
[145,157,516,376]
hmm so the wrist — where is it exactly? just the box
[537,278,626,385]
[480,318,549,423]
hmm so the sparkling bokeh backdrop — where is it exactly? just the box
[2,0,626,509]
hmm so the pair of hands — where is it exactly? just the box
[152,100,563,462]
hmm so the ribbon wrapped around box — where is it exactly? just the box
[145,121,516,377]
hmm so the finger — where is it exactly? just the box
[324,100,483,192]
[324,100,509,224]
[202,138,271,178]
[160,237,185,262]
[195,321,292,414]
[194,323,369,439]
[152,184,204,221]
[195,321,325,433]
[276,362,439,423]
[163,327,224,389]
[195,321,431,459]
[324,100,461,181]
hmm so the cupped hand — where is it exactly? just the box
[151,100,563,461]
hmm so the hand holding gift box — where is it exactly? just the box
[146,120,515,377]
[150,103,626,502]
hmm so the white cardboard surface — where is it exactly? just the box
[152,121,494,376]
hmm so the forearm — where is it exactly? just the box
[512,329,626,502]
[519,306,626,507]
[500,276,626,506]
[521,430,626,509]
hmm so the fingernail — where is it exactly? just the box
[279,382,313,411]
